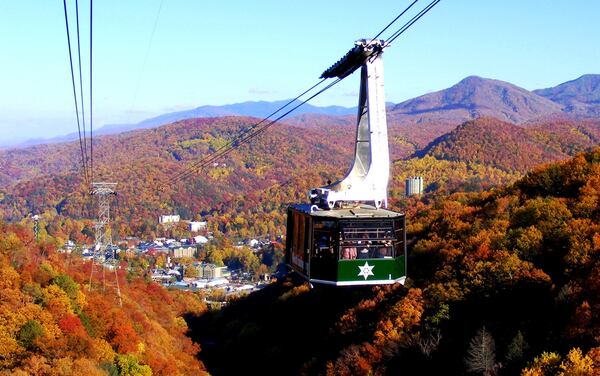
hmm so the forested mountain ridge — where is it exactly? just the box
[0,116,354,189]
[189,149,600,375]
[417,117,600,173]
[418,118,552,172]
[1,114,599,240]
[417,117,561,172]
[2,149,597,375]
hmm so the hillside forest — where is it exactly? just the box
[0,221,208,375]
[0,115,598,242]
[1,145,598,375]
[1,76,600,375]
[185,148,600,375]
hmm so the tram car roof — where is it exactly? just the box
[289,203,404,219]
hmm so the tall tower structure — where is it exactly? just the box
[32,214,40,242]
[89,182,121,306]
[405,176,424,196]
[92,182,117,250]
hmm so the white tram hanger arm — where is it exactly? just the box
[310,39,390,210]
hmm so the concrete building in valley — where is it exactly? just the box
[159,215,180,224]
[170,246,196,259]
[189,221,207,232]
[405,176,424,196]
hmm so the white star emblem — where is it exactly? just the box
[357,261,375,280]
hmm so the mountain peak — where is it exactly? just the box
[576,73,600,81]
[390,76,562,124]
[457,75,487,85]
[534,73,600,116]
[536,74,600,93]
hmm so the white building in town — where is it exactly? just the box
[405,176,424,196]
[159,215,180,224]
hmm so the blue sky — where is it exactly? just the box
[0,0,599,144]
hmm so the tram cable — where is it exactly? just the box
[167,78,330,183]
[89,0,94,182]
[165,0,440,186]
[370,0,419,41]
[170,78,342,184]
[127,0,164,125]
[385,0,441,46]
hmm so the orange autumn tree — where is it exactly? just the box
[0,221,208,375]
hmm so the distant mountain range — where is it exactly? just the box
[13,100,358,147]
[9,74,600,148]
[100,100,357,135]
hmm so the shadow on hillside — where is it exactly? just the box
[185,278,380,376]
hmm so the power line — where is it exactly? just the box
[90,0,94,183]
[62,0,90,186]
[75,0,90,181]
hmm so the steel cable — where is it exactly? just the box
[168,78,329,182]
[75,0,90,179]
[158,0,442,187]
[62,0,90,185]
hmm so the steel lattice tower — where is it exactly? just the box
[89,182,122,306]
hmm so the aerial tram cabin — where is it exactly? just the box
[286,204,406,286]
[285,39,407,286]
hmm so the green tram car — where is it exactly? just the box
[285,204,406,286]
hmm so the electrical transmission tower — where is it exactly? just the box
[89,182,122,306]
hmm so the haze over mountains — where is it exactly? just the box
[9,74,600,148]
[13,101,357,147]
[98,100,357,137]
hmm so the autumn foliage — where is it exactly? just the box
[0,112,599,375]
[0,223,208,375]
[186,149,600,375]
[0,116,597,244]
